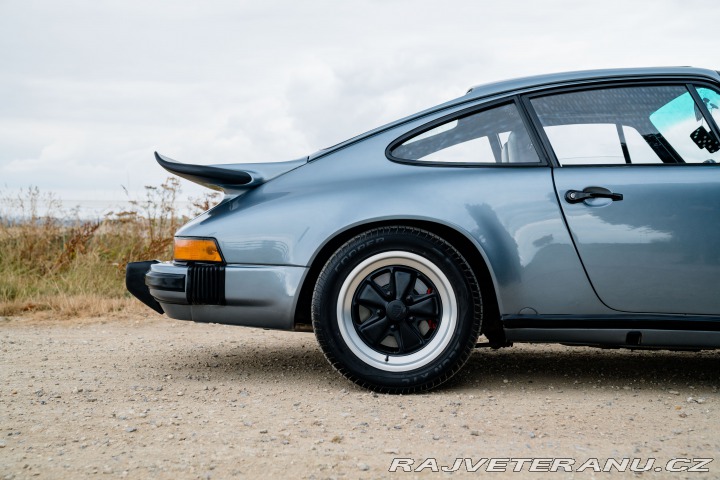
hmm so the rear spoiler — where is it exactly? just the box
[154,152,307,194]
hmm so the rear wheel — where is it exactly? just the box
[312,226,482,393]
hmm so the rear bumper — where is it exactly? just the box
[125,261,307,330]
[125,261,164,314]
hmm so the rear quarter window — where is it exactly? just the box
[389,102,541,165]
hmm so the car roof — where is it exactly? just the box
[465,66,719,97]
[309,66,720,161]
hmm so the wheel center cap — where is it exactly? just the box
[386,300,408,322]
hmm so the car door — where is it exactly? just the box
[527,82,720,315]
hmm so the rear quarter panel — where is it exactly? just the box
[178,108,611,317]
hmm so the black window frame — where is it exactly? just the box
[521,78,720,168]
[385,96,550,168]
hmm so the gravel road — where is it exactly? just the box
[2,313,719,479]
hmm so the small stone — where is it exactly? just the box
[697,398,706,404]
[357,463,370,471]
[384,448,398,454]
[259,429,268,434]
[177,391,183,396]
[529,432,536,439]
[125,427,137,433]
[668,390,680,395]
[470,430,480,436]
[0,440,6,448]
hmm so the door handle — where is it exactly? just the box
[565,189,623,204]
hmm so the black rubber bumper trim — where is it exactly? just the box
[186,263,226,305]
[145,270,186,292]
[125,261,164,314]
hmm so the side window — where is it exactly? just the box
[530,85,720,166]
[543,123,627,165]
[390,103,541,164]
[649,89,720,163]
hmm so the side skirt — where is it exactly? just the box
[502,314,720,349]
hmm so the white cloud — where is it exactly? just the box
[1,0,719,212]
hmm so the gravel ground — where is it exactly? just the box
[1,313,719,479]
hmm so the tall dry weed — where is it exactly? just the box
[0,178,220,317]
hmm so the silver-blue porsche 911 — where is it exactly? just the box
[127,67,720,393]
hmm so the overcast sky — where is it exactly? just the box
[1,0,718,209]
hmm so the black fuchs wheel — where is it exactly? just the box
[312,226,482,393]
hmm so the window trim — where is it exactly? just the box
[521,78,720,168]
[385,97,550,168]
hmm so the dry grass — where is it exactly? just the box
[0,181,220,318]
[0,295,143,319]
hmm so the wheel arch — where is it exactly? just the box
[293,219,502,339]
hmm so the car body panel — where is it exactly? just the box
[127,66,720,350]
[177,130,609,318]
[553,165,720,314]
[148,262,306,329]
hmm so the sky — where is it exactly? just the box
[0,0,718,214]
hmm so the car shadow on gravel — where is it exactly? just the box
[453,345,719,392]
[153,337,719,393]
[149,336,349,388]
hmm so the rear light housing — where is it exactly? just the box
[173,237,223,263]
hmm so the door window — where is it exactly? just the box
[530,85,720,165]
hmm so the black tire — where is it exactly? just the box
[312,226,482,393]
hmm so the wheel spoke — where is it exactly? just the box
[357,314,390,345]
[395,322,425,353]
[407,294,438,317]
[356,281,388,309]
[351,260,445,357]
[392,269,416,300]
